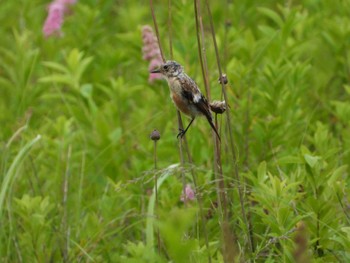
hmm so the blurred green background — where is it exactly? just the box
[0,0,350,262]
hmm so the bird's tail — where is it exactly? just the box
[206,116,221,142]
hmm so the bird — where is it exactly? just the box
[150,60,220,141]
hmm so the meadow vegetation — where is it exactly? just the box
[0,0,350,262]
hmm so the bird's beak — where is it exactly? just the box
[150,68,161,73]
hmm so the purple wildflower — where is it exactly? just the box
[141,25,163,83]
[181,184,196,202]
[43,0,77,38]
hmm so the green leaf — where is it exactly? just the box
[80,83,93,98]
[257,161,267,182]
[303,154,320,168]
[0,135,42,219]
[146,164,179,250]
[344,85,350,95]
[39,74,72,86]
[258,7,284,27]
[327,165,348,187]
[42,61,69,73]
[108,128,122,144]
[278,155,303,165]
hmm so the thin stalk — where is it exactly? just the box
[166,1,210,260]
[62,145,72,263]
[194,0,227,218]
[204,0,254,256]
[194,0,210,98]
[168,0,173,59]
[153,140,161,254]
[194,1,232,261]
[150,0,165,63]
[244,83,255,252]
[177,112,187,206]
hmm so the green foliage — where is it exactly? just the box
[0,0,349,262]
[13,195,56,262]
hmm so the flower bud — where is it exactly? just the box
[150,129,161,141]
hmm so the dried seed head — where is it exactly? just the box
[210,100,227,114]
[218,74,228,85]
[150,129,160,141]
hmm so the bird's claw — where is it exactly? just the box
[177,129,185,139]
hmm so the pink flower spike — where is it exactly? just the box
[141,25,163,84]
[43,2,65,37]
[43,0,77,38]
[181,184,196,202]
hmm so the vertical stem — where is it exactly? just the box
[168,0,173,59]
[150,0,165,63]
[204,0,254,256]
[150,1,211,260]
[194,0,227,218]
[194,0,210,98]
[193,1,223,262]
[148,1,169,252]
[154,140,161,254]
[244,84,255,252]
[62,145,71,262]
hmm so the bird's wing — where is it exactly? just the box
[179,74,221,140]
[180,74,205,103]
[180,75,211,116]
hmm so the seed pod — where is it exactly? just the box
[150,129,161,141]
[210,100,227,114]
[218,74,228,85]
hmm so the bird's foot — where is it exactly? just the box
[177,129,185,139]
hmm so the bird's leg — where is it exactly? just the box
[177,118,195,139]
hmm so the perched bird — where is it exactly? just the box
[151,60,220,141]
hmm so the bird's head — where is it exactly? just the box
[150,60,183,78]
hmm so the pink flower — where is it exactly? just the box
[60,0,77,3]
[180,184,196,202]
[141,25,163,84]
[43,0,77,38]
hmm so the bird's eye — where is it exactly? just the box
[163,65,169,70]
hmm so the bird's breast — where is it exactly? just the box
[166,77,191,116]
[167,77,182,95]
[171,92,192,116]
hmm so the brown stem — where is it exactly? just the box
[150,0,165,63]
[204,0,254,256]
[194,1,228,262]
[154,141,161,254]
[168,0,173,60]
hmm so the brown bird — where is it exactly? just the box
[151,60,220,141]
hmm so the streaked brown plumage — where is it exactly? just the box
[151,60,220,141]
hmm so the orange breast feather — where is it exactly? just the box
[171,93,191,116]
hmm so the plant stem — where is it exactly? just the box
[150,0,165,63]
[168,0,173,59]
[62,145,71,262]
[204,0,254,256]
[153,140,161,254]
